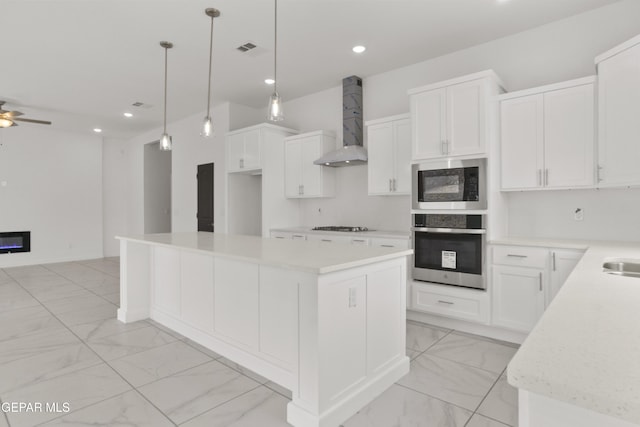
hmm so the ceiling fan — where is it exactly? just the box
[0,101,52,128]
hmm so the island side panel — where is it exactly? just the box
[117,239,151,323]
[289,256,410,427]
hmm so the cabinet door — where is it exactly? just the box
[393,119,412,194]
[226,133,245,172]
[447,79,485,156]
[242,129,262,170]
[544,84,594,188]
[284,141,302,198]
[492,265,545,333]
[300,136,322,197]
[367,123,395,195]
[548,249,583,306]
[500,94,544,190]
[411,88,446,160]
[598,43,640,185]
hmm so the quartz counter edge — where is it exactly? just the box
[116,232,413,275]
[271,227,411,240]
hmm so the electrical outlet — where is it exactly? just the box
[574,208,584,221]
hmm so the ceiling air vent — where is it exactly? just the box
[236,42,257,52]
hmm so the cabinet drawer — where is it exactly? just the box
[370,238,410,249]
[306,234,351,244]
[492,245,547,269]
[411,283,488,323]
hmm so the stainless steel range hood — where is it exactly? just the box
[314,75,367,167]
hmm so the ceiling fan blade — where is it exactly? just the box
[3,111,24,118]
[13,117,52,125]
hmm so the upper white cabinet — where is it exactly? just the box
[284,131,336,198]
[408,70,505,160]
[596,35,640,186]
[499,77,595,191]
[226,127,262,173]
[366,114,411,195]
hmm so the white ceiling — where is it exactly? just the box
[0,0,621,138]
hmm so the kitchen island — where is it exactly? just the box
[506,240,640,427]
[116,232,412,427]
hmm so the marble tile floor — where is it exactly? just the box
[0,258,519,426]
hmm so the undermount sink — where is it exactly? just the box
[602,259,640,277]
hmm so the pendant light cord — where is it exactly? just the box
[274,0,278,94]
[206,15,214,117]
[163,45,168,134]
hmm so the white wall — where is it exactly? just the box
[102,137,128,256]
[507,188,640,242]
[103,103,230,253]
[143,142,172,234]
[259,0,640,236]
[0,126,103,267]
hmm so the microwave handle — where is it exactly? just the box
[412,227,486,234]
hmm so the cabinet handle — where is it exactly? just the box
[301,184,304,195]
[298,184,302,195]
[353,239,366,243]
[539,272,543,292]
[293,234,305,239]
[275,236,285,239]
[321,239,332,242]
[446,140,450,155]
[441,140,446,155]
[537,169,542,186]
[545,169,549,186]
[240,158,244,169]
[597,165,604,183]
[437,300,454,305]
[507,254,528,258]
[381,244,394,248]
[389,179,392,192]
[552,252,556,271]
[393,178,397,191]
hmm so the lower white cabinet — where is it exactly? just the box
[411,281,490,324]
[491,265,545,332]
[270,230,410,249]
[548,249,584,306]
[490,245,584,333]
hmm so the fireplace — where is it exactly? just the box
[0,231,31,254]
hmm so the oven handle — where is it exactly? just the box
[411,227,486,234]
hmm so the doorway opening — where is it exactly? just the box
[197,163,214,232]
[144,142,172,233]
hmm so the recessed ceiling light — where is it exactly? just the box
[93,128,102,133]
[352,45,366,54]
[264,78,275,85]
[124,112,133,118]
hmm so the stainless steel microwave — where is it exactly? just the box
[412,158,486,210]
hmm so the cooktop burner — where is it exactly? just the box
[312,226,370,232]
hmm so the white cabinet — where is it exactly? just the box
[284,131,336,198]
[548,249,583,306]
[490,245,584,333]
[411,281,490,324]
[366,114,411,195]
[409,70,504,160]
[499,77,595,190]
[492,265,545,332]
[596,35,640,186]
[370,237,411,249]
[226,128,262,173]
[306,234,351,244]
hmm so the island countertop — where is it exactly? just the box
[116,232,412,274]
[506,239,640,424]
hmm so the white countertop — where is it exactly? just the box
[271,226,411,240]
[506,239,640,424]
[116,232,412,274]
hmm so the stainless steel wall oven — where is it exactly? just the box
[412,214,485,290]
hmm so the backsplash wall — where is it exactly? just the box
[507,188,640,242]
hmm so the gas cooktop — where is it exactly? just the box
[312,226,371,232]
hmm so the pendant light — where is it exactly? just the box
[267,0,284,121]
[202,8,220,138]
[159,41,173,151]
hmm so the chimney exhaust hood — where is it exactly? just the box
[314,76,367,167]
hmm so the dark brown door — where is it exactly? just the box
[197,163,214,232]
